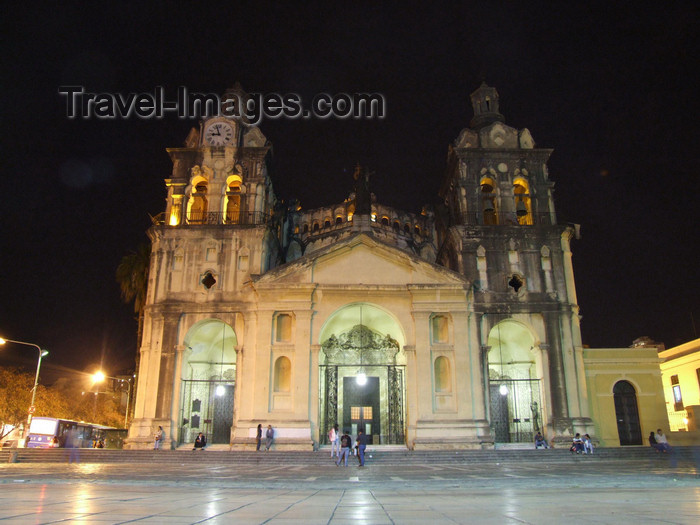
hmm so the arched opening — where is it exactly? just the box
[480,177,498,225]
[487,320,543,443]
[180,320,237,445]
[613,380,642,445]
[319,303,406,446]
[225,175,242,224]
[513,177,532,225]
[187,178,209,224]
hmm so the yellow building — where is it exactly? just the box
[584,348,669,447]
[659,338,700,434]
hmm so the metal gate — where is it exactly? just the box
[179,380,235,445]
[489,379,542,443]
[320,365,405,445]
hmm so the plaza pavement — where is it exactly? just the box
[1,451,698,524]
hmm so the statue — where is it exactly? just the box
[353,164,372,215]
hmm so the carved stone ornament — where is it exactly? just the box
[321,325,399,365]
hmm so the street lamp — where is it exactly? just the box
[93,371,133,428]
[0,337,49,445]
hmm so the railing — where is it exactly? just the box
[456,211,556,226]
[151,211,272,226]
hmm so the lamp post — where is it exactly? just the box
[93,371,133,428]
[0,337,49,445]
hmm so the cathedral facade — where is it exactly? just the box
[126,84,650,450]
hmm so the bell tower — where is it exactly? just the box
[438,84,593,443]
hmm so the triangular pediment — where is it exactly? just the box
[254,233,468,287]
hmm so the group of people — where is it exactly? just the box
[570,433,594,454]
[649,428,672,452]
[534,431,594,453]
[328,424,368,467]
[255,424,275,451]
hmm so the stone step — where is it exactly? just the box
[3,446,697,464]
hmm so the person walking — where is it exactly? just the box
[154,426,164,450]
[356,429,367,467]
[336,430,352,467]
[256,424,263,451]
[265,425,274,451]
[328,423,339,459]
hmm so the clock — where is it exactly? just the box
[204,121,234,146]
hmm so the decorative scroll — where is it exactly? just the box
[322,366,338,444]
[322,325,399,365]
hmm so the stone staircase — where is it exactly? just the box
[2,446,698,465]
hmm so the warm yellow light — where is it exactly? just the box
[682,418,689,425]
[93,371,105,383]
[370,214,377,222]
[0,338,6,345]
[347,213,353,221]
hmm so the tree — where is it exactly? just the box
[0,367,71,440]
[116,242,151,347]
[116,242,151,424]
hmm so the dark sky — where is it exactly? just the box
[2,2,698,380]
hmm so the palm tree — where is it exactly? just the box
[116,242,151,423]
[116,243,151,346]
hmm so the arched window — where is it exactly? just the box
[225,176,242,224]
[188,179,209,224]
[274,356,291,392]
[303,224,309,233]
[381,216,389,226]
[481,177,497,225]
[313,222,320,232]
[403,223,410,234]
[434,356,451,392]
[335,216,343,224]
[324,219,331,228]
[513,177,532,225]
[393,221,400,232]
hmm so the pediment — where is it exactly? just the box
[254,234,468,287]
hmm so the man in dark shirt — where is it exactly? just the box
[357,429,367,467]
[336,430,352,467]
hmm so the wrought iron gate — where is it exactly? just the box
[320,365,404,445]
[489,379,542,443]
[179,380,235,445]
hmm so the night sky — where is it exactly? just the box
[2,3,698,380]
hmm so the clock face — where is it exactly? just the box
[204,121,234,146]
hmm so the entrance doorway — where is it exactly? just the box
[487,320,544,443]
[179,320,237,445]
[613,380,642,445]
[319,303,406,446]
[343,377,380,444]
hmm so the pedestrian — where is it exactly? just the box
[256,424,263,451]
[265,424,274,451]
[65,426,81,464]
[336,430,352,467]
[328,423,339,458]
[193,432,207,450]
[356,428,367,467]
[583,433,594,454]
[154,426,164,450]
